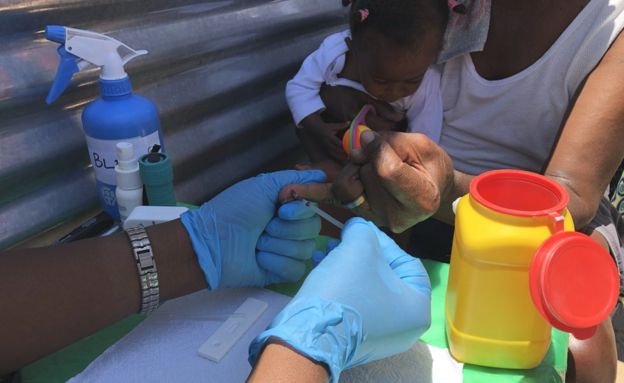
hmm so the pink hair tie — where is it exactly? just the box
[448,0,466,14]
[359,8,370,22]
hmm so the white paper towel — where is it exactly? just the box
[68,288,290,383]
[340,342,463,383]
[69,288,463,383]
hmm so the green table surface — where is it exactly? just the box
[21,237,567,383]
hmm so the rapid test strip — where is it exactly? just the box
[303,199,344,230]
[197,298,268,362]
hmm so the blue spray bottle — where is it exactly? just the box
[45,26,163,221]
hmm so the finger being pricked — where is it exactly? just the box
[279,162,365,204]
[278,181,336,205]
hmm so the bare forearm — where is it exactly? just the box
[544,171,604,229]
[0,219,206,374]
[151,220,208,301]
[544,30,624,228]
[248,342,328,383]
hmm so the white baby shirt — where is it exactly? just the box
[286,30,443,143]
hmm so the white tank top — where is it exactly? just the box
[439,0,624,175]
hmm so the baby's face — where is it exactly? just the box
[352,29,441,103]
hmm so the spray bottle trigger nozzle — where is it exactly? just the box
[45,25,150,102]
[62,27,148,79]
[120,47,148,66]
[45,46,80,104]
[45,25,66,44]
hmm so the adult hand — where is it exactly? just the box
[180,170,326,289]
[319,84,405,132]
[352,131,455,231]
[279,131,455,232]
[249,218,432,383]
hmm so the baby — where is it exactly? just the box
[287,0,449,163]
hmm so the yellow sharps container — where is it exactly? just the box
[446,169,619,369]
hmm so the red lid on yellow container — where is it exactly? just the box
[529,231,620,339]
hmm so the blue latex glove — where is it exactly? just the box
[180,170,326,289]
[249,218,432,383]
[311,238,340,267]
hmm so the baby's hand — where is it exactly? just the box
[319,121,351,161]
[300,117,350,162]
[294,160,343,182]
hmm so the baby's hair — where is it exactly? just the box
[342,0,448,46]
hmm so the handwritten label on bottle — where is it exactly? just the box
[85,132,161,185]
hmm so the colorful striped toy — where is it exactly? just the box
[342,104,375,156]
[342,124,371,155]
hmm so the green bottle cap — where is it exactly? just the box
[139,152,176,206]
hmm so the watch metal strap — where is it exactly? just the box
[126,225,160,315]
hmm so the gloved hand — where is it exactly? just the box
[311,238,340,267]
[249,218,431,382]
[180,170,326,289]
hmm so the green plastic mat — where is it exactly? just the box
[21,238,567,382]
[20,315,145,383]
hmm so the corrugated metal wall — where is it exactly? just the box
[0,0,347,249]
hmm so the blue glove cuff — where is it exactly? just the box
[180,207,221,289]
[248,298,363,383]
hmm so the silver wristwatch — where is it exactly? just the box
[126,225,160,315]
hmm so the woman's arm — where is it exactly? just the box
[545,31,624,228]
[0,169,326,374]
[0,220,205,374]
[247,342,329,383]
[538,34,624,383]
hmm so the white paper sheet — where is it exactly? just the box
[69,287,463,383]
[68,288,290,383]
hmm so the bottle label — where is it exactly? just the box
[85,132,161,185]
[97,179,120,221]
